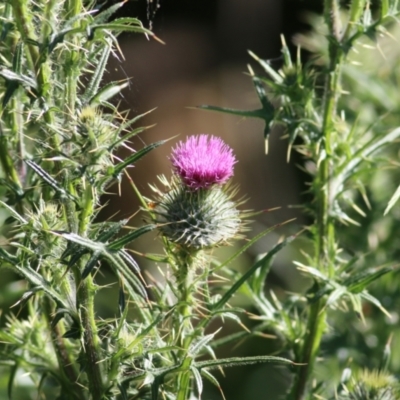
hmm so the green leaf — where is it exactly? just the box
[211,235,295,312]
[191,367,203,397]
[384,184,400,215]
[83,41,112,103]
[343,266,394,294]
[3,42,23,107]
[0,68,37,89]
[212,221,293,272]
[200,369,222,393]
[0,201,27,224]
[195,355,294,370]
[0,247,18,265]
[96,219,129,243]
[89,81,129,106]
[93,2,127,24]
[112,140,166,175]
[81,252,101,279]
[189,333,217,357]
[107,224,157,251]
[91,21,153,36]
[360,291,391,318]
[334,127,400,197]
[198,69,275,151]
[8,362,18,400]
[26,160,76,202]
[54,231,146,296]
[113,314,163,359]
[248,50,283,83]
[109,108,157,150]
[1,254,74,314]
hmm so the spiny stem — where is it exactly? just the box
[11,0,57,133]
[290,1,347,399]
[0,127,22,193]
[76,181,105,397]
[64,0,83,122]
[175,250,197,400]
[42,297,85,400]
[77,274,104,398]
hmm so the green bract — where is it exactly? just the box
[154,182,241,249]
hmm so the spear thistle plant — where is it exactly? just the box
[150,135,242,399]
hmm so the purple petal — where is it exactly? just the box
[171,135,236,189]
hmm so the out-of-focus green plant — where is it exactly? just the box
[200,1,400,399]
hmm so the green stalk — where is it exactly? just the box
[0,127,22,191]
[42,297,86,400]
[11,0,57,133]
[290,1,350,399]
[343,0,367,42]
[76,182,105,398]
[11,0,60,203]
[175,250,197,400]
[64,0,82,121]
[77,273,104,398]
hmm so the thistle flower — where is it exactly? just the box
[171,134,236,190]
[152,134,242,250]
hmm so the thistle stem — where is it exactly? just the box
[290,1,346,399]
[77,274,104,398]
[42,297,85,400]
[175,250,197,400]
[76,182,105,398]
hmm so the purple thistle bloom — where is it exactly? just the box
[171,134,236,190]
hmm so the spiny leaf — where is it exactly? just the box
[189,333,217,357]
[93,2,127,24]
[112,140,166,175]
[89,81,129,106]
[195,355,295,370]
[212,220,294,272]
[360,291,391,318]
[81,252,101,279]
[96,219,129,243]
[107,224,157,251]
[343,266,394,294]
[26,160,76,202]
[200,370,225,399]
[8,362,18,400]
[191,367,203,397]
[0,201,26,224]
[3,42,23,107]
[82,41,112,103]
[0,247,18,265]
[384,184,400,215]
[91,21,153,36]
[211,235,295,311]
[0,68,37,89]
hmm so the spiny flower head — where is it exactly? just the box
[171,134,236,190]
[153,180,241,249]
